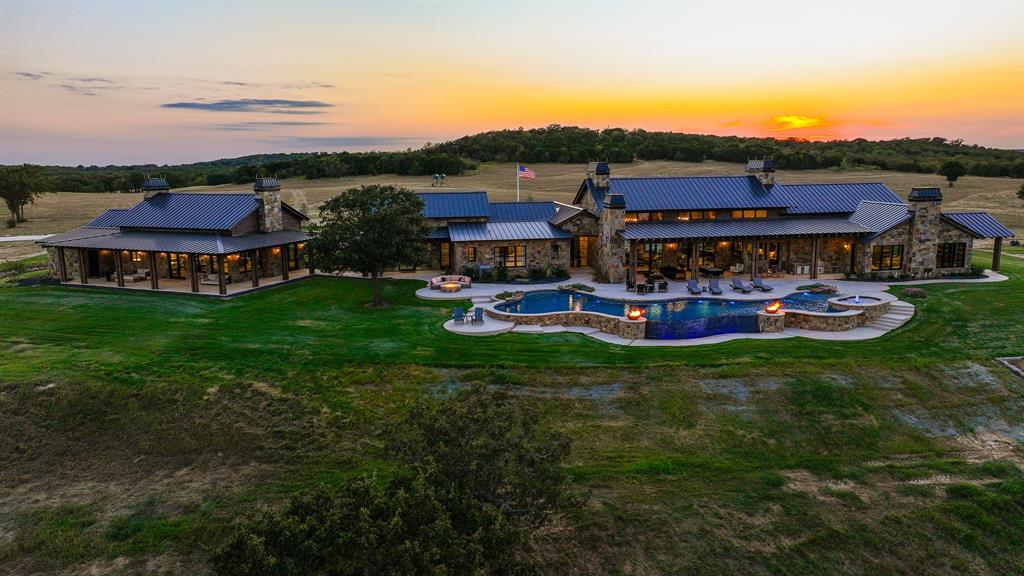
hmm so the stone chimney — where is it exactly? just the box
[254,178,283,233]
[907,187,942,278]
[597,192,627,283]
[586,161,610,189]
[745,159,776,187]
[142,177,170,200]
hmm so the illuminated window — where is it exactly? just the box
[871,245,904,271]
[130,251,145,263]
[493,245,526,268]
[731,209,767,219]
[466,246,477,263]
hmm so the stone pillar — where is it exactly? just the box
[189,256,199,293]
[251,250,260,287]
[114,251,125,287]
[280,245,289,280]
[908,188,942,278]
[992,237,1002,272]
[149,252,159,289]
[810,237,819,280]
[751,240,759,280]
[757,310,785,333]
[78,249,89,284]
[216,255,227,295]
[56,247,68,282]
[691,242,699,280]
[596,193,626,283]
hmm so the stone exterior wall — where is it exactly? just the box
[857,221,911,278]
[256,190,283,233]
[453,239,570,276]
[908,200,941,277]
[757,311,785,333]
[231,211,261,235]
[934,220,974,275]
[557,212,599,236]
[781,310,862,331]
[282,209,304,231]
[487,307,646,339]
[829,299,891,323]
[595,204,625,282]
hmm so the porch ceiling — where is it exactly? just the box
[618,217,870,241]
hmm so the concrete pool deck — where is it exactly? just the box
[428,269,1007,345]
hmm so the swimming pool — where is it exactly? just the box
[494,290,843,339]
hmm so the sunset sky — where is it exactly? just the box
[1,1,1022,165]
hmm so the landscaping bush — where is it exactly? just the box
[213,385,572,576]
[495,265,508,283]
[558,283,595,293]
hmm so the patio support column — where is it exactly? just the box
[77,249,88,284]
[810,236,819,280]
[251,249,260,288]
[629,240,637,284]
[216,255,227,295]
[751,240,759,280]
[690,241,699,280]
[148,252,159,290]
[189,255,199,293]
[280,244,289,281]
[306,244,315,274]
[992,237,1002,272]
[56,247,68,282]
[114,250,125,287]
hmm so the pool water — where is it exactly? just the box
[495,290,842,339]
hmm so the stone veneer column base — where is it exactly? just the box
[757,311,786,333]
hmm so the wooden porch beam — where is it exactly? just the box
[114,250,125,287]
[992,237,1002,272]
[751,240,759,280]
[280,245,289,281]
[149,252,159,290]
[216,254,227,295]
[251,249,260,287]
[56,247,68,282]
[189,255,199,293]
[78,249,88,284]
[810,236,819,280]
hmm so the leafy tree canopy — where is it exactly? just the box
[308,184,431,307]
[0,164,50,227]
[938,160,968,186]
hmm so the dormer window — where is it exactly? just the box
[732,209,768,219]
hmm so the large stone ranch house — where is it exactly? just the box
[421,162,1014,283]
[40,178,311,295]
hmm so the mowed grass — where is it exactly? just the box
[1,255,1022,574]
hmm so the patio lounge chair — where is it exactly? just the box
[687,279,704,295]
[708,277,724,295]
[471,307,485,325]
[752,277,774,292]
[452,306,466,324]
[731,278,753,293]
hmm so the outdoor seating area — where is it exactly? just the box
[429,274,472,290]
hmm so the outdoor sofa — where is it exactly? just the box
[429,275,472,290]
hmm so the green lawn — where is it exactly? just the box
[1,254,1022,574]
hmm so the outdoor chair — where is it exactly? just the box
[708,277,724,295]
[687,279,704,295]
[452,306,466,324]
[656,280,669,292]
[752,277,774,292]
[472,307,485,325]
[731,278,754,293]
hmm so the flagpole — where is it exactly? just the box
[516,162,524,202]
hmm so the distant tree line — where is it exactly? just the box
[430,125,1024,178]
[6,126,1023,194]
[28,151,475,193]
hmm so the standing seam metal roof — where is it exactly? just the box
[782,183,905,214]
[848,201,911,240]
[618,218,871,240]
[488,201,557,222]
[111,193,261,231]
[941,212,1015,238]
[39,228,309,254]
[416,192,490,219]
[447,221,573,242]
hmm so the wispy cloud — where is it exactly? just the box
[14,71,48,80]
[162,98,334,114]
[68,76,113,84]
[59,84,98,96]
[279,136,430,148]
[772,115,828,131]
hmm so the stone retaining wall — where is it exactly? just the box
[487,307,646,339]
[780,310,862,332]
[829,299,891,323]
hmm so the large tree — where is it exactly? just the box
[308,185,431,307]
[938,160,967,187]
[0,164,49,227]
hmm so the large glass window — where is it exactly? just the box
[675,210,717,221]
[493,245,526,268]
[937,242,966,268]
[466,246,477,263]
[635,242,664,272]
[439,242,451,269]
[871,245,904,271]
[731,209,768,219]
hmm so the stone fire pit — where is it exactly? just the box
[440,282,462,294]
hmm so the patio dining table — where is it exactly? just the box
[699,265,724,277]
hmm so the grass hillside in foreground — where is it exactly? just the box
[0,254,1022,574]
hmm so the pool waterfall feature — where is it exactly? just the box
[489,290,891,340]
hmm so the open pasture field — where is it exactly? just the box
[0,253,1022,574]
[3,161,1020,262]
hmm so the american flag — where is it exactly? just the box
[517,164,536,179]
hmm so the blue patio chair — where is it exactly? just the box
[472,307,485,325]
[731,277,754,293]
[687,279,704,295]
[708,277,724,295]
[452,306,465,324]
[752,277,774,292]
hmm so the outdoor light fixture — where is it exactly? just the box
[626,307,645,320]
[764,301,783,314]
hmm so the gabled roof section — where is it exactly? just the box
[85,208,131,228]
[416,191,490,219]
[448,221,572,242]
[573,179,606,212]
[111,193,260,232]
[782,183,904,214]
[942,212,1015,238]
[488,201,557,222]
[548,202,593,226]
[605,175,792,211]
[848,201,911,240]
